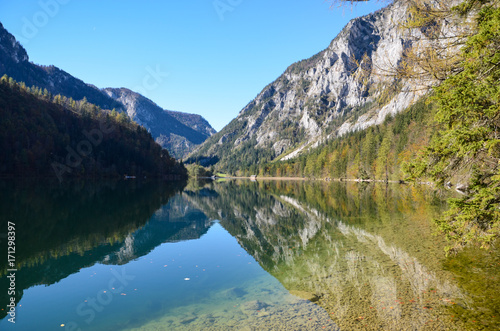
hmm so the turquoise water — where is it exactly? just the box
[5,223,288,330]
[0,180,336,330]
[0,179,498,330]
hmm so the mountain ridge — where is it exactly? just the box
[188,0,431,170]
[103,87,216,158]
[0,22,215,159]
[0,22,124,111]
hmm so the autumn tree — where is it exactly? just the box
[332,0,500,253]
[404,0,500,253]
[376,128,394,181]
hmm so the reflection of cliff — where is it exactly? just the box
[186,181,469,330]
[0,179,211,320]
[277,196,466,330]
[184,182,304,271]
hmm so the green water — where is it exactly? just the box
[0,179,498,330]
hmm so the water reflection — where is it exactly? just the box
[186,180,499,330]
[0,179,498,330]
[102,195,213,265]
[0,179,187,320]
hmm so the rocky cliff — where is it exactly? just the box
[189,0,429,168]
[104,88,216,158]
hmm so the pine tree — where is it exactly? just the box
[406,1,500,254]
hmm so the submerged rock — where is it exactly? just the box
[223,287,248,299]
[179,316,197,325]
[242,300,269,311]
[289,290,320,302]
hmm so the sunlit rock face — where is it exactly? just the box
[191,0,459,166]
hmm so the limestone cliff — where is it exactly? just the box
[190,0,433,168]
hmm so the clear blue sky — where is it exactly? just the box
[0,0,386,131]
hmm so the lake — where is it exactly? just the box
[0,179,498,330]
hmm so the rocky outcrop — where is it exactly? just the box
[190,0,434,167]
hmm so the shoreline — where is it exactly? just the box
[208,176,433,186]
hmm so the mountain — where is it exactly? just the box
[0,23,123,111]
[0,76,187,179]
[103,88,216,158]
[0,22,215,159]
[188,0,430,169]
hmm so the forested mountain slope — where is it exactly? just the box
[0,22,215,158]
[104,88,216,158]
[0,76,186,180]
[0,22,123,111]
[188,0,436,170]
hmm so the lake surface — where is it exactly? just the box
[0,179,498,330]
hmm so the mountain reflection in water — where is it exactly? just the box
[0,179,498,330]
[186,180,499,330]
